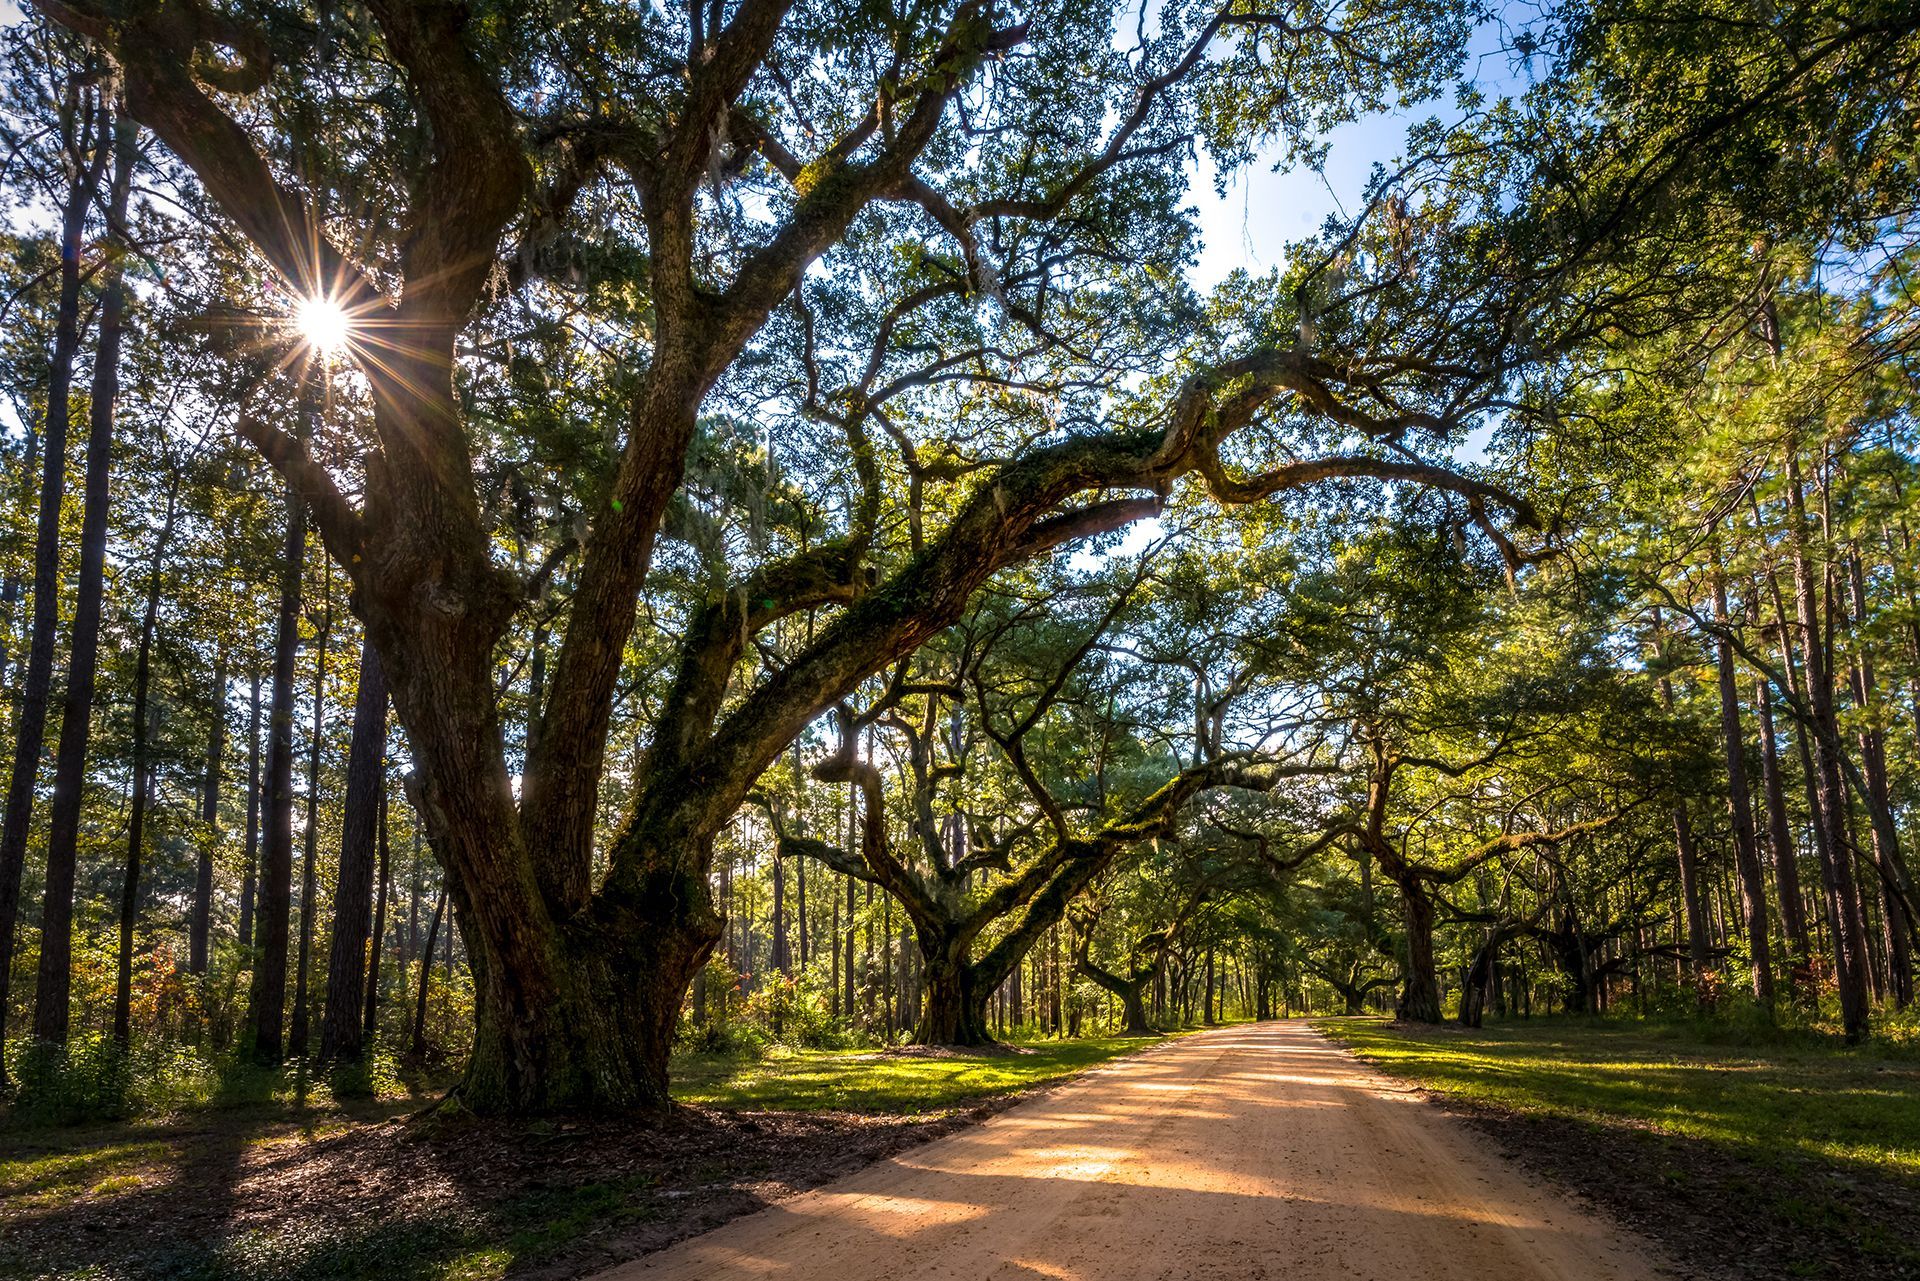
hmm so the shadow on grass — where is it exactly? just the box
[1320,1016,1920,1281]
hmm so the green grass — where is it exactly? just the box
[1315,1015,1920,1178]
[0,1137,172,1210]
[669,1034,1161,1113]
[0,1034,1168,1281]
[1316,1015,1920,1279]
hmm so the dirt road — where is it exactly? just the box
[600,1021,1664,1280]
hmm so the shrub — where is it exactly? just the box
[4,1033,220,1125]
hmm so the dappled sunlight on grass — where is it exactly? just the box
[0,1137,172,1209]
[1316,1016,1920,1179]
[669,1036,1158,1113]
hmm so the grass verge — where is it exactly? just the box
[0,1032,1165,1280]
[1315,1015,1920,1281]
[670,1034,1159,1113]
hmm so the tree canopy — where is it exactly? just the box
[1,0,1917,1116]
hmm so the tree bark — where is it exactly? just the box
[1075,956,1153,1034]
[1460,931,1505,1028]
[320,637,389,1061]
[239,673,262,950]
[115,482,177,1045]
[1392,875,1443,1023]
[33,105,136,1044]
[1754,678,1812,988]
[364,785,391,1037]
[1651,610,1712,997]
[191,648,227,974]
[1713,573,1774,1008]
[1203,946,1218,1024]
[0,84,105,1070]
[246,491,306,1061]
[289,569,332,1057]
[410,884,445,1057]
[1786,455,1871,1040]
[1845,554,1914,1008]
[916,938,994,1045]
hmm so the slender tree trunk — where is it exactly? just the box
[398,829,421,1016]
[1776,584,1837,900]
[191,648,227,974]
[1011,943,1024,1029]
[1049,925,1062,1033]
[0,425,26,695]
[363,780,390,1038]
[114,485,178,1045]
[33,108,137,1044]
[1845,555,1914,1007]
[1652,611,1712,997]
[770,848,789,976]
[1754,679,1812,988]
[1787,456,1871,1041]
[1713,574,1774,1008]
[0,93,105,1072]
[288,569,332,1058]
[239,674,262,950]
[843,863,856,1018]
[320,637,389,1061]
[796,851,808,968]
[246,491,306,1061]
[1203,947,1217,1024]
[411,885,446,1057]
[829,867,841,1017]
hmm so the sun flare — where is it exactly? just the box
[295,296,352,353]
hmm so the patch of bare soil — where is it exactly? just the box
[0,1095,1028,1281]
[1425,1099,1920,1281]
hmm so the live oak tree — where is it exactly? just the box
[24,0,1566,1108]
[15,0,1914,1103]
[775,557,1335,1043]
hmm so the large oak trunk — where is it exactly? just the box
[914,951,994,1047]
[1084,971,1153,1035]
[1393,878,1443,1023]
[455,895,720,1112]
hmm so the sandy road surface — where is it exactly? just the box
[598,1021,1664,1281]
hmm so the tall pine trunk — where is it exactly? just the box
[191,647,227,975]
[410,884,446,1057]
[1652,610,1712,997]
[288,568,331,1058]
[246,491,305,1061]
[0,83,106,1072]
[1845,555,1914,1007]
[1713,573,1773,1008]
[1753,677,1812,987]
[32,106,136,1043]
[114,483,177,1045]
[238,673,262,950]
[1786,455,1871,1041]
[363,787,391,1038]
[319,638,388,1060]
